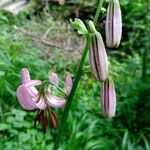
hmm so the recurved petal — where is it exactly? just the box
[45,92,66,108]
[49,72,59,85]
[65,73,73,94]
[24,80,42,96]
[16,85,36,110]
[35,95,47,110]
[21,68,31,84]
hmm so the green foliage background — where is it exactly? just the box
[0,0,149,150]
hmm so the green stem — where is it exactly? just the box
[93,0,104,25]
[53,1,104,149]
[53,38,88,150]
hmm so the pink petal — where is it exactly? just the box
[16,85,36,110]
[49,72,59,85]
[24,80,42,96]
[65,73,73,94]
[35,95,47,110]
[21,68,31,84]
[45,91,66,108]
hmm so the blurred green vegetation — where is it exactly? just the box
[0,0,150,150]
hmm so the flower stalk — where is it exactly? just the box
[53,0,105,149]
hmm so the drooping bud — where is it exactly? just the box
[42,114,48,134]
[49,111,58,129]
[34,110,41,128]
[88,21,108,82]
[101,77,116,118]
[105,0,122,48]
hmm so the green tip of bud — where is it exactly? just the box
[87,20,97,33]
[70,18,88,35]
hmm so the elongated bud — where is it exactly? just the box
[42,115,48,134]
[101,77,116,118]
[49,111,58,129]
[34,110,41,128]
[88,21,108,81]
[105,0,122,48]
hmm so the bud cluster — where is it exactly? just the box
[86,0,121,118]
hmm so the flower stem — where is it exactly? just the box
[53,1,104,149]
[93,0,104,25]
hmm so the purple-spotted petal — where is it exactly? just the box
[49,72,59,85]
[45,91,66,108]
[65,73,73,94]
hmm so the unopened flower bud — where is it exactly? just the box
[105,0,122,48]
[49,111,58,129]
[88,21,108,81]
[101,77,116,118]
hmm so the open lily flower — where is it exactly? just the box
[16,68,67,110]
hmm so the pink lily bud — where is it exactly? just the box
[89,30,108,81]
[101,77,116,118]
[105,0,122,48]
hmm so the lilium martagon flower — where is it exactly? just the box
[16,68,73,133]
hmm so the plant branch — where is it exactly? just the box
[93,0,104,25]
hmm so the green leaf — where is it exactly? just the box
[0,123,11,131]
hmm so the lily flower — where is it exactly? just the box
[17,68,73,110]
[16,68,73,132]
[101,77,116,118]
[105,0,122,48]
